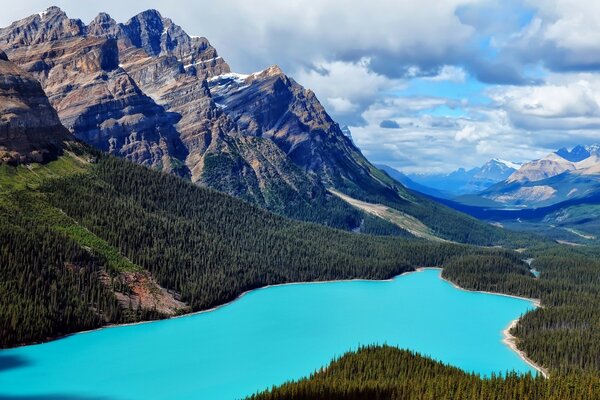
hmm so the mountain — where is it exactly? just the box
[407,159,520,197]
[0,7,520,245]
[0,49,71,164]
[0,7,370,229]
[555,144,600,162]
[0,49,482,347]
[472,145,600,208]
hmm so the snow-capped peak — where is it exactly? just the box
[207,72,249,84]
[491,158,521,170]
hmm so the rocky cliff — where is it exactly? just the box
[0,50,70,164]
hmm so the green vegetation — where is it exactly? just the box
[442,247,600,375]
[251,244,600,399]
[42,156,491,311]
[0,154,512,347]
[249,346,600,400]
[0,219,125,347]
[4,152,600,400]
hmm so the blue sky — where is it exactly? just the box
[3,0,600,173]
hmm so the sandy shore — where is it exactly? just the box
[503,319,549,378]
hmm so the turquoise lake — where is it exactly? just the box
[0,269,537,400]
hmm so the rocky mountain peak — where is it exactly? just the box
[124,9,165,56]
[0,6,85,46]
[87,12,121,37]
[556,145,591,162]
[262,65,285,77]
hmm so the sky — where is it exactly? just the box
[3,1,600,173]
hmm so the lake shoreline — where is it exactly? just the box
[6,269,415,349]
[430,267,547,378]
[4,266,548,379]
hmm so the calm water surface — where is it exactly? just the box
[0,269,536,400]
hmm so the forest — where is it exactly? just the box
[442,248,600,375]
[252,246,600,399]
[3,153,600,399]
[249,345,600,400]
[0,155,508,347]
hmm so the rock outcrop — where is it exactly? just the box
[0,50,70,164]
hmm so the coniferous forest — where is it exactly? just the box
[0,155,495,347]
[3,154,600,398]
[249,346,600,400]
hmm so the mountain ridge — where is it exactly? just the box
[405,158,521,197]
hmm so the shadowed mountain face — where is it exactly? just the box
[0,50,70,164]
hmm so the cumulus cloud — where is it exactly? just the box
[501,0,600,71]
[294,58,402,125]
[490,74,600,130]
[0,0,480,76]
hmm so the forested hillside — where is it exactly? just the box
[251,245,600,399]
[1,153,514,347]
[249,346,600,400]
[442,248,600,375]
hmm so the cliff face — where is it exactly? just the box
[0,50,70,164]
[0,7,402,224]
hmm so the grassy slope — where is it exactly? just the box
[0,152,140,273]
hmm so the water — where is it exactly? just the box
[0,269,537,400]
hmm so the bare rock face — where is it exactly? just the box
[0,50,70,164]
[2,15,190,175]
[0,6,85,47]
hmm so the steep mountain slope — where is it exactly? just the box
[0,50,70,164]
[407,159,520,197]
[0,7,368,230]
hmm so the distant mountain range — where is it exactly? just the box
[460,144,600,209]
[390,159,522,198]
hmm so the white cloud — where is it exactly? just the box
[294,58,403,124]
[491,74,600,130]
[0,0,480,75]
[425,65,467,82]
[5,0,600,174]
